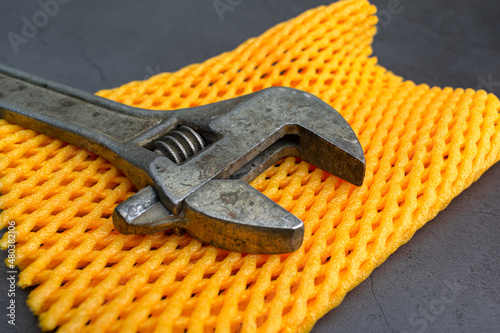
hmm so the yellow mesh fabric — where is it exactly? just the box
[1,0,499,331]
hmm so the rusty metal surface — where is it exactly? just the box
[0,64,365,254]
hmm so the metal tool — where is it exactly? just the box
[0,65,366,254]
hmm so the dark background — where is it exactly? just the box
[0,0,499,332]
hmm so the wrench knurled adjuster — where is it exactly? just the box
[0,65,366,254]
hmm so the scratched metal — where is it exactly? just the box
[0,64,365,253]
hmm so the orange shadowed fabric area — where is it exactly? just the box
[1,0,499,331]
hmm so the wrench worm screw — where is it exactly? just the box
[153,126,206,164]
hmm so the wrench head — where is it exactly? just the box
[114,87,365,253]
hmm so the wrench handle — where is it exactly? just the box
[0,65,169,160]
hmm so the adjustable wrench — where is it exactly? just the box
[0,65,365,254]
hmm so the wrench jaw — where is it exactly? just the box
[112,186,187,235]
[113,180,304,254]
[183,180,304,254]
[292,126,366,187]
[261,87,366,187]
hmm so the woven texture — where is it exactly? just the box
[1,0,500,331]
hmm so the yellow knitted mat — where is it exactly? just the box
[1,0,499,331]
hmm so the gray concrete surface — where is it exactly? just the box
[0,0,499,332]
